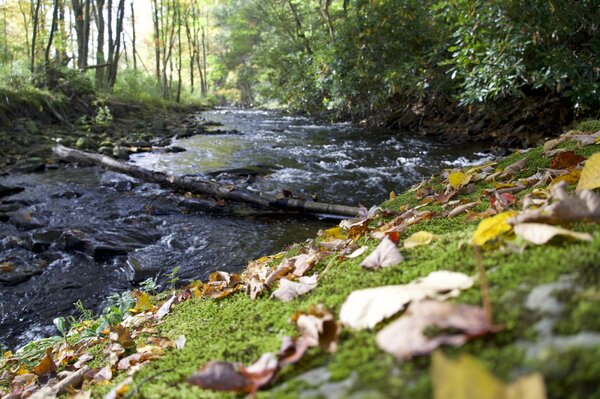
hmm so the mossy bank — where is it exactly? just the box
[3,123,600,399]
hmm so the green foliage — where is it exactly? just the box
[213,0,599,118]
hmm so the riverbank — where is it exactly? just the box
[2,125,600,398]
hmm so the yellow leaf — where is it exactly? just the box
[432,351,546,399]
[389,191,397,200]
[551,169,581,186]
[323,227,346,240]
[131,291,154,313]
[448,172,472,189]
[576,153,600,192]
[513,223,593,245]
[403,231,435,249]
[471,211,517,246]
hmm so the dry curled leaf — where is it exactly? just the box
[431,351,546,399]
[549,150,585,170]
[513,223,593,245]
[271,274,318,302]
[339,271,474,329]
[360,237,403,269]
[155,294,176,319]
[376,300,493,361]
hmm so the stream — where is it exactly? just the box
[0,108,491,349]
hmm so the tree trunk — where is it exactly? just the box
[176,2,182,103]
[30,0,42,71]
[52,145,361,218]
[45,0,60,64]
[93,0,106,89]
[130,0,136,70]
[151,0,160,80]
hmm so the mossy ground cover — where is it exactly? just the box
[3,132,600,399]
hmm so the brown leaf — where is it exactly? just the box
[109,325,134,349]
[292,305,340,353]
[278,336,310,367]
[549,151,585,169]
[501,157,527,178]
[32,348,56,376]
[447,201,478,218]
[271,275,318,302]
[359,237,403,270]
[264,261,294,286]
[188,354,278,395]
[247,276,267,300]
[376,300,494,361]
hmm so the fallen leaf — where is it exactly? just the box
[346,246,368,259]
[155,294,176,319]
[188,353,278,395]
[359,237,403,270]
[448,201,478,217]
[291,251,321,277]
[576,153,600,192]
[549,150,585,169]
[93,365,113,383]
[175,335,186,350]
[264,262,294,286]
[471,211,518,246]
[403,231,435,249]
[322,227,345,240]
[448,172,472,189]
[109,325,134,349]
[509,182,600,224]
[551,169,581,186]
[271,274,318,302]
[376,301,493,361]
[513,223,593,245]
[247,276,267,300]
[32,348,56,376]
[571,131,600,146]
[131,291,154,313]
[501,157,527,178]
[319,239,349,252]
[292,305,340,353]
[73,354,94,369]
[340,271,474,329]
[117,353,147,370]
[543,136,566,153]
[104,376,133,399]
[431,351,546,399]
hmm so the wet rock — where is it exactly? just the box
[112,147,130,160]
[7,211,44,230]
[151,120,167,135]
[167,146,186,153]
[58,227,160,261]
[0,184,24,198]
[13,158,45,173]
[75,137,92,150]
[98,146,113,155]
[25,230,63,252]
[50,190,83,199]
[113,180,136,192]
[0,248,47,285]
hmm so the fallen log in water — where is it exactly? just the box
[52,145,361,218]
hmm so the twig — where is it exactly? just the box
[124,368,175,399]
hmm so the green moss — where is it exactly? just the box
[576,120,600,132]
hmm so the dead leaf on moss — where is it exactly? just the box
[188,353,278,395]
[155,294,176,319]
[403,231,435,249]
[499,157,527,179]
[376,301,493,361]
[271,274,318,302]
[292,305,340,353]
[264,261,294,286]
[104,376,133,399]
[509,182,600,224]
[552,169,581,186]
[340,271,474,329]
[93,365,112,384]
[513,223,593,245]
[360,237,403,269]
[471,211,518,246]
[130,291,154,313]
[109,325,134,349]
[247,276,267,300]
[448,172,472,189]
[32,348,56,376]
[431,351,546,399]
[346,246,368,259]
[576,153,600,192]
[447,201,478,218]
[550,151,585,169]
[175,335,186,350]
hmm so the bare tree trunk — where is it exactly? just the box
[320,0,334,39]
[17,1,31,63]
[184,9,195,93]
[71,0,91,68]
[176,2,182,103]
[201,24,207,94]
[45,0,59,64]
[107,0,126,87]
[285,0,311,55]
[130,0,136,70]
[151,0,160,80]
[30,0,42,71]
[93,0,106,89]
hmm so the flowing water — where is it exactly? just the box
[0,108,491,349]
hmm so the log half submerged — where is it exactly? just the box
[52,145,361,218]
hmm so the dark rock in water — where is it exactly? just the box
[178,198,229,214]
[167,146,186,153]
[0,184,24,198]
[113,180,136,192]
[112,147,130,160]
[0,203,23,213]
[58,227,161,261]
[25,229,63,252]
[50,190,83,199]
[0,247,47,285]
[7,211,44,230]
[125,255,155,282]
[13,158,45,173]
